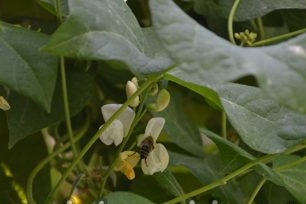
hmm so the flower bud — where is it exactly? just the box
[0,96,10,111]
[131,77,139,87]
[149,83,159,96]
[149,89,170,112]
[126,79,140,107]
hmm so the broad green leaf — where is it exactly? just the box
[282,10,306,31]
[153,170,185,200]
[169,151,245,203]
[94,192,155,204]
[150,0,306,113]
[273,155,306,203]
[261,182,299,204]
[166,74,306,153]
[215,84,306,153]
[221,0,306,21]
[202,129,282,185]
[165,74,222,110]
[194,0,222,18]
[0,22,58,111]
[155,91,204,157]
[42,0,171,75]
[6,68,94,148]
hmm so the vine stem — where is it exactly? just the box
[60,57,78,158]
[255,18,265,40]
[162,141,306,204]
[252,28,306,46]
[246,177,266,204]
[44,74,163,204]
[227,0,241,45]
[26,115,89,204]
[55,0,62,23]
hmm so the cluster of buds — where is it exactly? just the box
[234,29,257,46]
[99,77,171,179]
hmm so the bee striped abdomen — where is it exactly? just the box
[139,136,154,166]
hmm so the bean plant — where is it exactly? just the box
[1,0,306,204]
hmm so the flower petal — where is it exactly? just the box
[122,165,135,180]
[101,104,135,136]
[120,151,140,168]
[114,151,140,180]
[99,120,124,146]
[141,143,169,175]
[144,117,165,142]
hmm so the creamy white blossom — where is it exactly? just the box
[99,104,135,146]
[137,117,169,175]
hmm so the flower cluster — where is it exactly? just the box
[99,77,170,179]
[234,29,257,46]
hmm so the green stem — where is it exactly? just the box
[247,178,266,204]
[227,0,241,45]
[256,18,265,40]
[55,0,62,23]
[162,141,306,204]
[44,74,163,204]
[162,154,273,204]
[26,115,89,204]
[221,112,227,138]
[60,57,78,158]
[274,154,306,171]
[252,28,306,46]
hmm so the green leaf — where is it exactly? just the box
[166,74,306,153]
[0,22,58,111]
[215,84,306,153]
[42,0,171,75]
[150,0,306,113]
[202,129,283,185]
[93,192,155,204]
[261,182,299,204]
[153,170,185,200]
[165,74,222,110]
[169,151,245,203]
[6,68,94,148]
[221,0,306,21]
[194,0,222,18]
[273,155,306,203]
[154,91,204,157]
[282,10,306,31]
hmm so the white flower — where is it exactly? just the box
[99,104,135,146]
[137,117,169,175]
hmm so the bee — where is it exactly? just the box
[139,136,154,166]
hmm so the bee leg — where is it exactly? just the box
[128,151,137,157]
